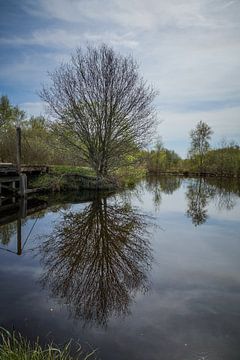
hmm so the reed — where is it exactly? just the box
[0,328,96,360]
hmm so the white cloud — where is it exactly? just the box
[4,0,240,106]
[0,29,138,49]
[1,0,239,155]
[24,0,240,31]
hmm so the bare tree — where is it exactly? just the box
[40,44,157,177]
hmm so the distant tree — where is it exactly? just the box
[40,44,157,177]
[188,120,213,172]
[0,95,24,127]
[153,137,164,173]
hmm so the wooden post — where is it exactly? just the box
[16,126,28,197]
[20,196,27,218]
[16,126,21,174]
[17,218,22,256]
[19,173,27,197]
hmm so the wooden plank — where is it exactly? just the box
[0,167,17,174]
[0,176,20,183]
[21,165,49,173]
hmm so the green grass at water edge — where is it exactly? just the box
[49,165,96,177]
[115,164,147,187]
[29,174,67,191]
[0,328,97,360]
[29,164,146,191]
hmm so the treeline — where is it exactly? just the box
[1,96,240,178]
[0,96,81,165]
[182,144,240,177]
[146,139,181,173]
[147,144,240,177]
[147,122,240,177]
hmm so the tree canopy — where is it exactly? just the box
[188,120,213,172]
[40,44,157,176]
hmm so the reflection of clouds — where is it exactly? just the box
[40,195,152,327]
[186,177,239,226]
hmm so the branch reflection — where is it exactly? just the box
[186,177,238,226]
[40,194,152,327]
[146,176,182,211]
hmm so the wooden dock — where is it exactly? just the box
[0,197,48,226]
[0,163,49,197]
[0,164,49,176]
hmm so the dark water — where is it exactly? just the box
[0,176,240,360]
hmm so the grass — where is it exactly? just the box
[0,328,97,360]
[29,166,95,191]
[29,163,145,191]
[49,165,96,177]
[29,174,67,191]
[115,164,147,188]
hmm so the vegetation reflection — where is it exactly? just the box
[186,178,239,226]
[146,176,182,210]
[40,194,152,327]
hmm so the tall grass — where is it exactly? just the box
[0,328,97,360]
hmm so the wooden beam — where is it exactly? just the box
[16,127,21,174]
[0,176,20,183]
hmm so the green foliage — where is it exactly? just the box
[146,143,181,173]
[116,165,146,187]
[29,174,67,191]
[205,143,240,176]
[29,166,96,191]
[188,121,213,171]
[0,95,25,127]
[114,151,147,187]
[0,328,96,360]
[0,96,86,166]
[50,165,95,177]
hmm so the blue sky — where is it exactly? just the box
[0,0,240,156]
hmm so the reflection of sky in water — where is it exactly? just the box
[0,177,240,360]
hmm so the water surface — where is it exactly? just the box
[0,176,240,359]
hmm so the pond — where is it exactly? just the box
[0,176,240,360]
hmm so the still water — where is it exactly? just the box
[0,176,240,360]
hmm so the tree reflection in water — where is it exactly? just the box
[0,222,16,245]
[146,176,182,211]
[40,194,152,327]
[186,178,211,226]
[186,177,238,226]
